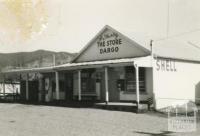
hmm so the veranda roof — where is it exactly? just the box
[1,56,152,74]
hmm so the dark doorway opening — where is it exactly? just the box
[65,73,73,101]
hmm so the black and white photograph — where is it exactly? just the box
[0,0,200,135]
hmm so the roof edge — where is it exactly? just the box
[72,25,151,63]
[154,54,200,64]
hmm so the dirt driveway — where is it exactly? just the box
[0,103,199,136]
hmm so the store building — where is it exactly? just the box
[1,25,200,110]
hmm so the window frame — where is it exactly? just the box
[124,66,146,94]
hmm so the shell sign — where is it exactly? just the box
[156,58,177,72]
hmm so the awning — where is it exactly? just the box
[1,56,152,74]
[54,56,152,70]
[1,66,54,74]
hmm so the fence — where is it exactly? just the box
[0,92,20,101]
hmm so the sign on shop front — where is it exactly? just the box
[156,58,177,72]
[97,32,122,54]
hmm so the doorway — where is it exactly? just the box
[65,73,73,101]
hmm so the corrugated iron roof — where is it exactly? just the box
[1,25,200,74]
[115,25,200,62]
[153,39,200,62]
[1,56,152,73]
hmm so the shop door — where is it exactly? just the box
[65,73,73,101]
[29,81,39,102]
[108,68,120,101]
[20,81,26,100]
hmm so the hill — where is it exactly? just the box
[0,50,77,71]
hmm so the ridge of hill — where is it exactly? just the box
[0,50,77,71]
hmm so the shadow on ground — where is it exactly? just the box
[0,100,140,113]
[134,130,174,136]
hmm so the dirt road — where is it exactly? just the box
[0,103,199,136]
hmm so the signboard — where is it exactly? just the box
[97,32,122,54]
[156,58,177,72]
[75,28,149,62]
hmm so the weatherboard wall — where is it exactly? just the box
[153,57,200,109]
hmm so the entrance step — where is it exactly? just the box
[94,102,139,112]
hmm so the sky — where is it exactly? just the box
[0,0,200,53]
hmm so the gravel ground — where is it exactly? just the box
[0,103,199,136]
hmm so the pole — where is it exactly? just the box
[134,64,140,109]
[78,70,81,101]
[3,75,5,99]
[105,67,109,104]
[167,0,170,38]
[26,73,29,100]
[53,54,56,66]
[55,71,60,100]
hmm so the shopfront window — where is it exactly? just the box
[125,66,146,93]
